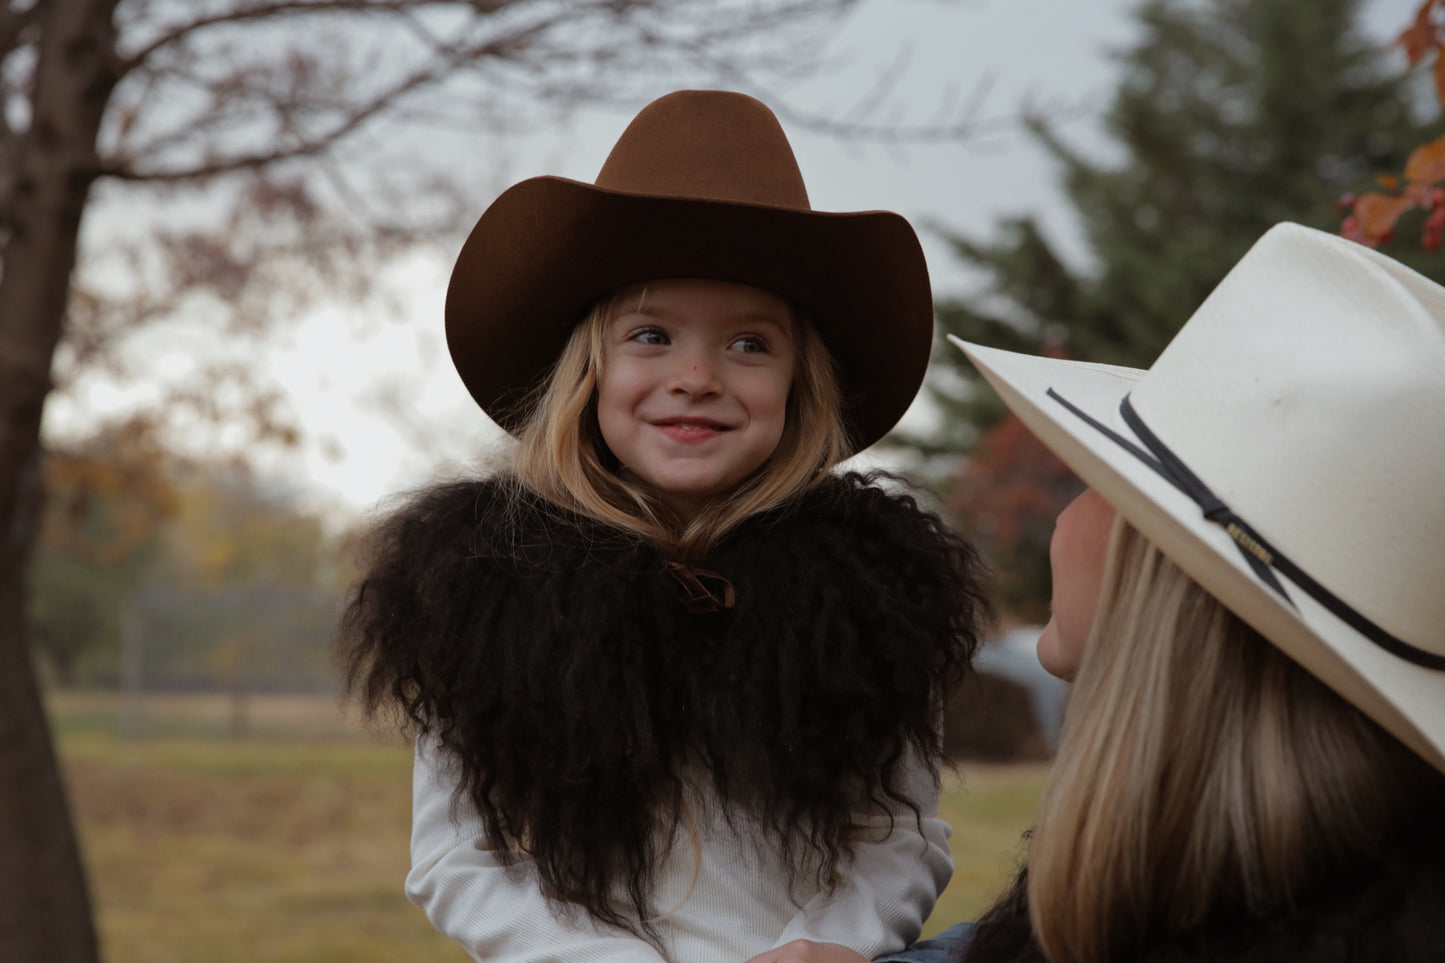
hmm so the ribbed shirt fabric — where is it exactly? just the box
[407,738,953,963]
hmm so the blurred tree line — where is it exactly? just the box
[921,0,1445,620]
[31,422,349,695]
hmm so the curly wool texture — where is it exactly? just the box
[338,471,991,936]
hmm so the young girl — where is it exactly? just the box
[337,90,992,963]
[921,222,1445,963]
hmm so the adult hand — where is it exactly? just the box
[743,940,874,963]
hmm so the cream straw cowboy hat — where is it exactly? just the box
[446,89,933,452]
[951,222,1445,773]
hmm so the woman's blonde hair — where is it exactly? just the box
[1027,519,1441,963]
[509,288,850,558]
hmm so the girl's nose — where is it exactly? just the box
[668,349,722,396]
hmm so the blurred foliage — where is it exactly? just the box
[946,416,1082,623]
[31,421,177,685]
[32,428,350,694]
[1341,0,1445,248]
[914,0,1443,614]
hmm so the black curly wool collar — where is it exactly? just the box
[343,470,990,927]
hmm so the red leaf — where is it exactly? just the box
[1398,0,1441,66]
[1423,206,1445,250]
[1341,216,1381,248]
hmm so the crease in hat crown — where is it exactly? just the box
[593,90,812,208]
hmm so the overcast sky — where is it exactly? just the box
[50,0,1424,521]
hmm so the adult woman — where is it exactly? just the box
[932,222,1445,962]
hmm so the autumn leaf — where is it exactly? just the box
[1404,179,1437,206]
[1354,191,1416,238]
[1405,134,1445,184]
[1398,0,1441,66]
[1343,1,1445,251]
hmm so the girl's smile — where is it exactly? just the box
[596,278,796,519]
[651,415,732,442]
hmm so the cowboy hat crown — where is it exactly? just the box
[592,90,811,207]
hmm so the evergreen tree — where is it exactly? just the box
[924,0,1437,615]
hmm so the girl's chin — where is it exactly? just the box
[642,479,724,519]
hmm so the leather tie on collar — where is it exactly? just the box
[665,561,736,615]
[1047,388,1445,670]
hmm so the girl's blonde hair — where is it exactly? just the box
[510,289,849,557]
[1027,519,1440,963]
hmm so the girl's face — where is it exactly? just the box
[596,278,796,519]
[1037,488,1116,682]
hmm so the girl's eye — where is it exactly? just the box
[731,335,768,354]
[627,327,669,346]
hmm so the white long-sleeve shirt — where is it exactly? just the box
[406,738,953,963]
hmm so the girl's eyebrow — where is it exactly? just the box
[741,311,795,341]
[738,309,789,327]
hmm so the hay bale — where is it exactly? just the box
[943,670,1052,762]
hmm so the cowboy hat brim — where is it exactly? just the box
[447,175,933,452]
[951,335,1445,773]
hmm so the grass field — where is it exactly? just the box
[49,691,1047,962]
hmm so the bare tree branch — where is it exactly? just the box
[0,7,40,209]
[117,0,517,74]
[0,3,39,60]
[105,12,574,180]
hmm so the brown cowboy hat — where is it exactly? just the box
[444,89,933,452]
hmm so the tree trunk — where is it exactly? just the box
[0,2,120,960]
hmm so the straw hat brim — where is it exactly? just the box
[446,175,934,452]
[952,336,1445,773]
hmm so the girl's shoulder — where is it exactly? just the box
[754,469,973,561]
[767,469,946,527]
[716,470,990,623]
[374,472,552,527]
[368,473,634,560]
